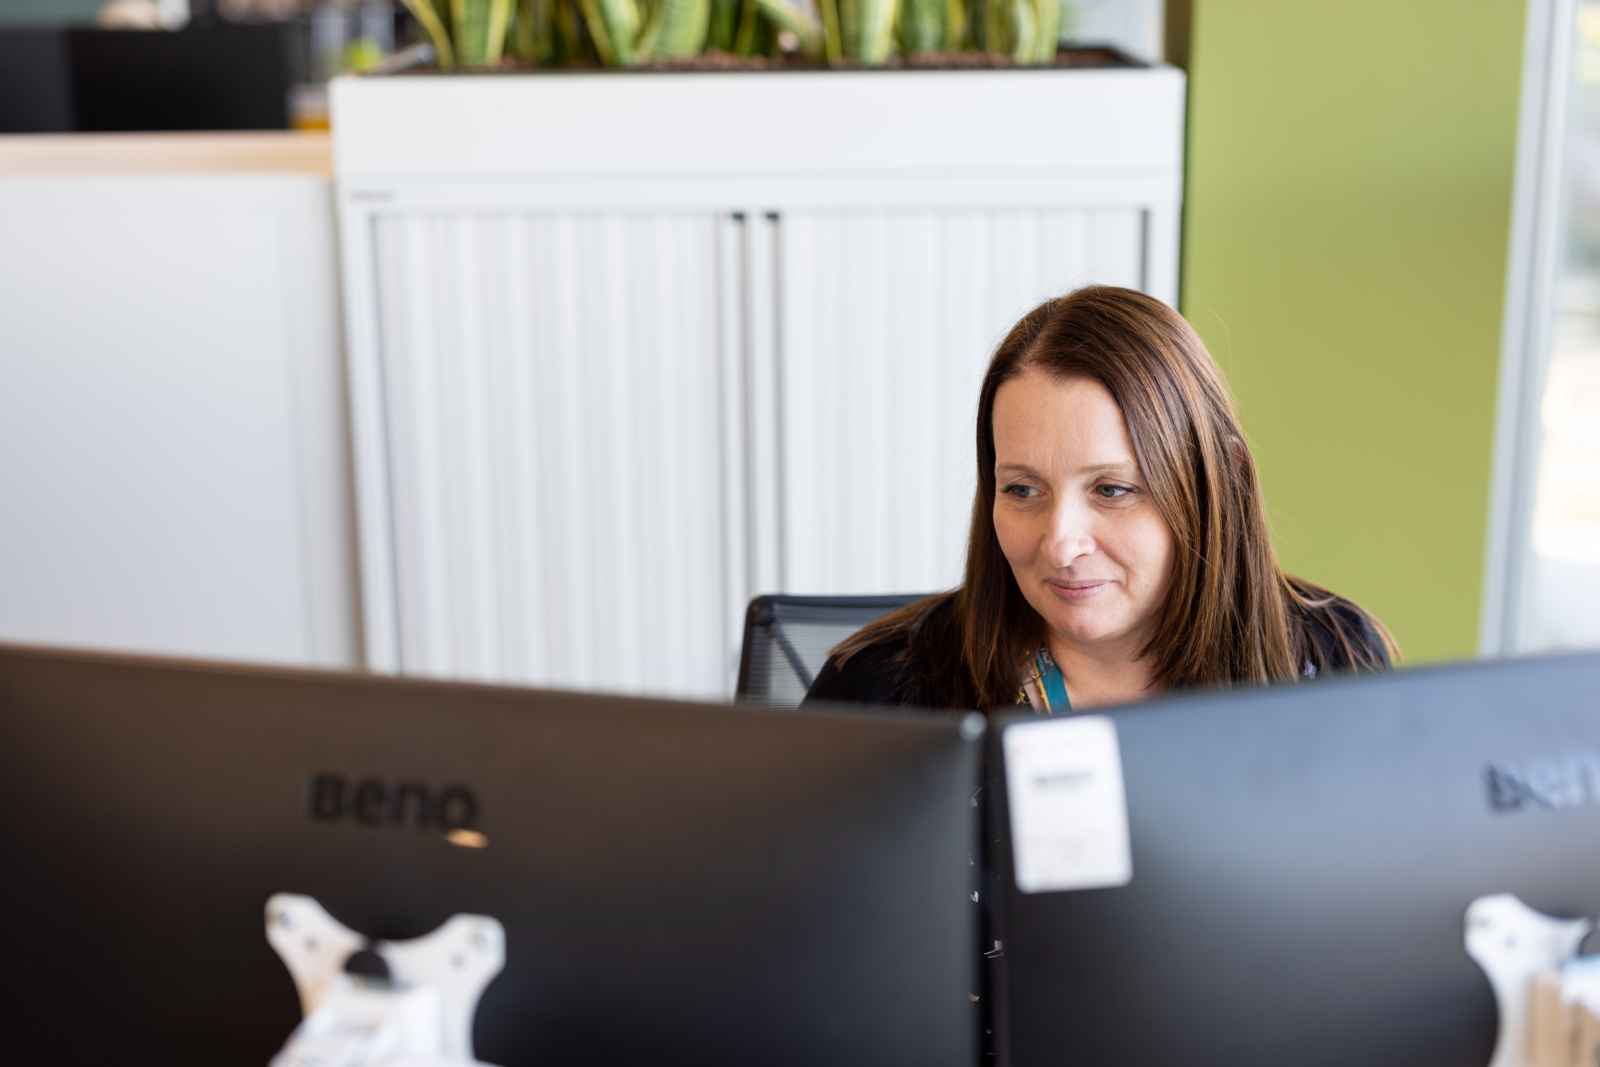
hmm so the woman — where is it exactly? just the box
[804,286,1394,714]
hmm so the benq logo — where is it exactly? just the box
[305,774,479,833]
[1486,751,1600,813]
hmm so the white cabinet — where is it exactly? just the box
[332,67,1186,698]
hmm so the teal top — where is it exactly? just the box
[1022,647,1072,715]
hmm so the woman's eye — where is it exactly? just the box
[1002,484,1040,500]
[1096,484,1134,500]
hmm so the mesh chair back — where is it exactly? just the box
[735,594,927,707]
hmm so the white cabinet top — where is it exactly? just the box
[331,67,1186,181]
[0,132,331,176]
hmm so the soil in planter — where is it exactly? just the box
[408,46,1142,75]
[634,45,1141,71]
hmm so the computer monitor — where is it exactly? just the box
[0,643,980,1067]
[988,650,1600,1067]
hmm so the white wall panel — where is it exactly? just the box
[778,207,1145,597]
[371,211,733,698]
[0,174,357,669]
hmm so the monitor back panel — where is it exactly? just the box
[992,652,1600,1067]
[0,645,978,1067]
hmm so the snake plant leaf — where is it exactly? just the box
[452,0,484,64]
[603,0,642,61]
[398,0,456,66]
[486,0,515,63]
[509,0,557,63]
[979,0,1004,56]
[731,0,757,52]
[752,0,823,58]
[709,0,739,49]
[638,0,710,56]
[635,0,657,40]
[508,0,534,60]
[941,0,962,49]
[576,0,617,63]
[577,0,640,64]
[752,8,775,52]
[731,0,776,55]
[898,0,940,54]
[1030,0,1057,63]
[865,0,896,62]
[842,0,896,62]
[552,0,594,61]
[817,0,841,60]
[451,0,514,65]
[1007,0,1034,63]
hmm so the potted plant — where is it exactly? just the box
[398,0,1081,69]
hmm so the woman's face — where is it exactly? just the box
[991,368,1176,654]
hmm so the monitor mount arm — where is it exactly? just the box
[265,892,506,1067]
[1466,892,1594,1067]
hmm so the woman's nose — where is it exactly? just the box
[1042,501,1095,569]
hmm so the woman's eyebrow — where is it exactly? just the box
[1078,462,1138,476]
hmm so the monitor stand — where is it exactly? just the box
[264,893,505,1067]
[1467,893,1594,1067]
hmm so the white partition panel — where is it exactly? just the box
[370,211,735,696]
[0,163,357,669]
[779,207,1145,596]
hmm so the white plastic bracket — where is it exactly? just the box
[1465,892,1593,1067]
[267,894,368,1018]
[265,892,506,1067]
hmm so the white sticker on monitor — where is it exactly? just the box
[1004,715,1132,893]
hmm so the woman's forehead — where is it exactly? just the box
[993,369,1137,469]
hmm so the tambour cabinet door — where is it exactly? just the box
[775,207,1147,597]
[370,211,736,698]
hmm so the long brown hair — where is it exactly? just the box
[836,286,1395,710]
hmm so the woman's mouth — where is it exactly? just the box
[1046,579,1113,602]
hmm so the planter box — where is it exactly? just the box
[331,67,1186,699]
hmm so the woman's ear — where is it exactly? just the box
[1225,433,1252,471]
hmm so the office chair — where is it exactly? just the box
[735,594,926,707]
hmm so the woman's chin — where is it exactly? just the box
[1042,610,1127,647]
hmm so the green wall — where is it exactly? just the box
[1182,0,1528,663]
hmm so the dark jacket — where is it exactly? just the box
[802,592,1392,711]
